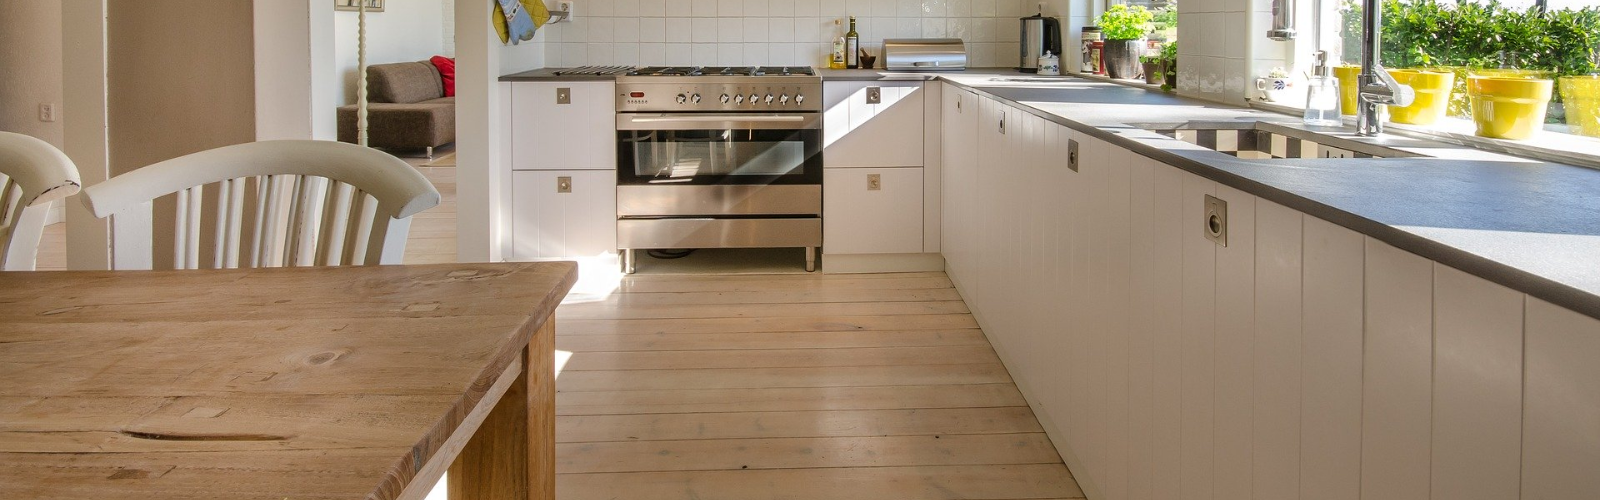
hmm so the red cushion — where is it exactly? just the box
[430,56,456,97]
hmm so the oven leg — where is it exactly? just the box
[805,247,817,273]
[621,249,637,274]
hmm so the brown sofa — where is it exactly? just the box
[337,61,454,156]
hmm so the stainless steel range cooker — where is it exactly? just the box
[614,66,824,273]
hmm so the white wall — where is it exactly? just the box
[0,0,65,149]
[333,0,453,106]
[256,0,338,140]
[538,0,1073,69]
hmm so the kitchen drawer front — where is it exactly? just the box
[510,170,616,260]
[822,82,925,168]
[511,82,617,171]
[823,167,924,255]
[617,218,821,249]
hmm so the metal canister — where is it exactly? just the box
[1080,27,1102,73]
[1090,40,1105,75]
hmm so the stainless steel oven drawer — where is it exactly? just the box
[617,185,822,217]
[618,218,822,249]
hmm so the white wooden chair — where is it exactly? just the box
[0,132,82,271]
[82,140,440,270]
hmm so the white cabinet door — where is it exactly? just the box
[1522,298,1600,499]
[823,82,924,168]
[511,82,616,171]
[1430,265,1524,500]
[510,170,616,260]
[823,167,924,255]
[1360,239,1435,500]
[940,84,979,288]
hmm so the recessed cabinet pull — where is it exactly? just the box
[1000,116,1006,135]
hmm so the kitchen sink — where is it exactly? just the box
[1135,121,1428,160]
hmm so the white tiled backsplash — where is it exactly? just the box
[540,0,1062,68]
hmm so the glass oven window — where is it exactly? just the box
[622,129,819,184]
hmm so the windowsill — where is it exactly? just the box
[1248,99,1600,172]
[1071,71,1174,93]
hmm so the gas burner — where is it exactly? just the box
[760,66,816,76]
[629,66,705,76]
[625,66,818,78]
[701,66,764,76]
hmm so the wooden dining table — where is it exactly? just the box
[0,262,576,500]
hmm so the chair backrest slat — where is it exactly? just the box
[316,181,355,266]
[82,140,438,271]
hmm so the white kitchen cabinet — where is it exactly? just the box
[1299,216,1366,500]
[1361,239,1435,500]
[510,81,616,171]
[1431,265,1524,500]
[822,168,923,255]
[510,170,616,260]
[823,82,924,168]
[1522,298,1600,499]
[1252,199,1305,500]
[940,86,1600,500]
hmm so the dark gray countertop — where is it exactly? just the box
[501,67,1600,319]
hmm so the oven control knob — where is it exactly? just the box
[691,94,702,104]
[764,94,775,104]
[720,93,731,103]
[735,94,745,104]
[779,94,791,105]
[676,93,688,104]
[749,93,760,104]
[795,94,806,105]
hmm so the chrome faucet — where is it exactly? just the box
[1355,0,1415,136]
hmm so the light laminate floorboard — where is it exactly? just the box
[556,271,1084,499]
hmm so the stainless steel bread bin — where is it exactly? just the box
[883,38,968,71]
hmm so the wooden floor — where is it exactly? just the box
[552,273,1085,500]
[32,162,1085,499]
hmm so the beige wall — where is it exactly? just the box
[107,0,256,176]
[0,0,66,148]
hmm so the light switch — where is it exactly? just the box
[556,176,572,193]
[556,88,572,105]
[867,174,881,191]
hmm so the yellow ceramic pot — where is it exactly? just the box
[1334,65,1362,116]
[1560,75,1600,138]
[1387,69,1456,125]
[1466,76,1554,140]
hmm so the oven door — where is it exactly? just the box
[616,113,823,186]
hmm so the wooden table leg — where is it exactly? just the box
[529,315,556,500]
[450,313,556,500]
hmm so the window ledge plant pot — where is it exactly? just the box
[1103,39,1143,80]
[1467,76,1555,140]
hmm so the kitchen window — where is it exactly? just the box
[1290,0,1600,150]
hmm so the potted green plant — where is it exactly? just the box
[1098,4,1154,80]
[1160,41,1178,90]
[1141,54,1164,84]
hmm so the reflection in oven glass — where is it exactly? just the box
[631,131,807,183]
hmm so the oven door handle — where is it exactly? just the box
[618,114,821,131]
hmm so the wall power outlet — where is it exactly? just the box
[558,1,574,21]
[39,103,56,123]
